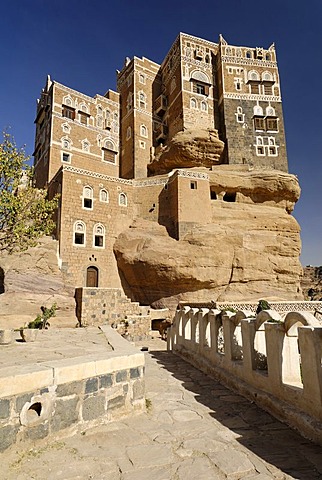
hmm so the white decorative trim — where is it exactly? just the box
[177,170,209,180]
[223,93,281,102]
[62,165,133,185]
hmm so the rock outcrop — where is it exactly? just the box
[114,201,303,309]
[148,128,225,175]
[0,237,76,328]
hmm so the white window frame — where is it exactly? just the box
[140,125,148,138]
[99,188,109,203]
[82,186,94,210]
[93,223,105,248]
[119,192,128,207]
[61,151,72,163]
[73,221,86,247]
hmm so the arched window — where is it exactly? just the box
[246,51,252,59]
[256,137,263,145]
[139,73,145,84]
[200,101,207,112]
[266,106,275,116]
[139,92,146,108]
[62,137,71,149]
[190,98,197,109]
[127,93,132,111]
[262,71,273,82]
[83,186,93,209]
[140,125,148,137]
[253,105,263,116]
[265,53,271,61]
[97,105,102,114]
[248,70,260,81]
[235,106,244,123]
[102,139,116,163]
[96,115,103,128]
[126,126,131,140]
[73,221,86,246]
[119,192,127,207]
[93,223,105,248]
[100,189,109,203]
[79,103,88,113]
[63,95,73,107]
[105,109,111,119]
[82,140,90,152]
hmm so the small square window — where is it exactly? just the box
[62,106,75,120]
[74,232,84,245]
[79,112,88,125]
[62,153,70,163]
[94,235,104,247]
[190,181,197,190]
[83,198,92,209]
[256,146,265,156]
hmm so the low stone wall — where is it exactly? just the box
[75,288,168,339]
[0,326,145,452]
[168,306,322,444]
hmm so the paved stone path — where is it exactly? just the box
[2,338,322,479]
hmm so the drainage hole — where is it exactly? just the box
[27,402,42,421]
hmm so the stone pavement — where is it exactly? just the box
[2,337,322,480]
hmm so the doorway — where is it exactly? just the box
[86,266,99,287]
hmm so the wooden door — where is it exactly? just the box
[86,266,98,287]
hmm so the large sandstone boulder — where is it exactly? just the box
[148,128,225,175]
[209,167,301,212]
[114,204,303,309]
[0,237,76,328]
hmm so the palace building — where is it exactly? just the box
[33,32,288,290]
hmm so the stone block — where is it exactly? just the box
[56,381,83,397]
[0,398,10,419]
[52,397,79,432]
[0,365,53,398]
[99,374,113,389]
[15,393,33,413]
[108,395,125,410]
[130,367,140,379]
[116,370,128,383]
[82,394,105,421]
[0,425,19,452]
[133,379,145,400]
[85,377,99,394]
[24,422,49,441]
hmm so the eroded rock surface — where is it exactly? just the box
[114,204,303,309]
[0,237,76,328]
[148,128,225,175]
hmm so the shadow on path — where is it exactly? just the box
[150,350,322,480]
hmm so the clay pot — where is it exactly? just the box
[0,329,13,345]
[20,328,38,342]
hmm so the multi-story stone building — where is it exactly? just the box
[33,32,289,290]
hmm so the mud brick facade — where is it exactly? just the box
[34,32,289,291]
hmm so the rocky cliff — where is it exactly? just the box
[0,237,77,328]
[114,167,303,309]
[148,128,225,175]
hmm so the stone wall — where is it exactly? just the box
[168,305,322,444]
[0,326,145,452]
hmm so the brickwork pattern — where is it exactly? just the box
[0,366,145,452]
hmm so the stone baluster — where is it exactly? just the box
[241,319,256,373]
[264,323,284,387]
[298,326,322,417]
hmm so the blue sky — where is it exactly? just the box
[0,0,321,266]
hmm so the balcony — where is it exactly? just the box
[154,94,167,116]
[155,124,168,142]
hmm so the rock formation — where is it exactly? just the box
[114,167,303,310]
[0,237,77,328]
[148,128,225,175]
